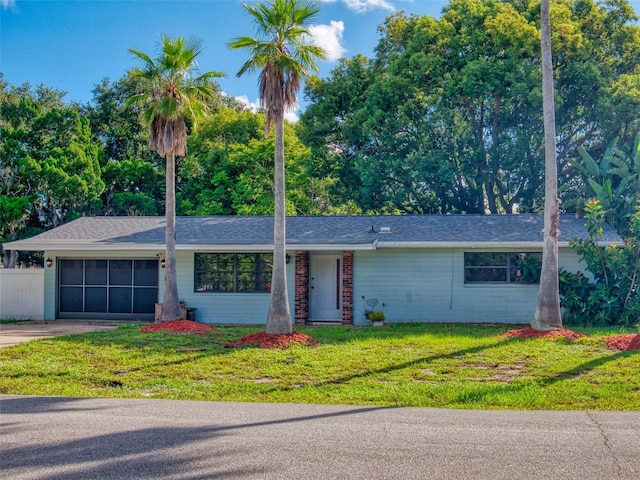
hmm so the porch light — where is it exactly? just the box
[286,254,291,264]
[45,258,53,268]
[160,258,166,268]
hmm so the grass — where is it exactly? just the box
[0,323,638,410]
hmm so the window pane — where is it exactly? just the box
[85,287,107,312]
[109,287,132,313]
[60,260,84,285]
[59,286,83,312]
[110,260,132,286]
[196,272,234,292]
[465,268,507,283]
[465,253,507,267]
[134,260,158,286]
[512,253,542,284]
[85,260,107,285]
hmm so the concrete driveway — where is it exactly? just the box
[1,396,639,480]
[0,321,119,347]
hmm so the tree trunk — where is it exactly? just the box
[532,0,562,330]
[160,150,182,322]
[266,114,293,335]
[2,250,19,269]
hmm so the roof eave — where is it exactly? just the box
[375,241,576,249]
[6,242,377,252]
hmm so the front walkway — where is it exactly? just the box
[0,321,119,348]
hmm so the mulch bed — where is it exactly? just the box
[223,331,317,349]
[139,322,315,348]
[503,328,640,351]
[603,334,640,351]
[140,320,213,333]
[502,328,586,340]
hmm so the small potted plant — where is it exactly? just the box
[365,309,386,327]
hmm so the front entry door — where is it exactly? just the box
[309,254,342,321]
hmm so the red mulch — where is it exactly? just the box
[140,320,213,333]
[503,328,640,351]
[603,334,640,351]
[223,331,317,349]
[502,328,586,340]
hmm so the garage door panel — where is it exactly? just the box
[58,259,158,320]
[86,260,107,285]
[85,287,107,312]
[59,286,83,312]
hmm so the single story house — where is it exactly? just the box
[2,214,623,326]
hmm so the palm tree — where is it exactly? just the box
[128,35,223,322]
[229,0,325,335]
[532,0,562,330]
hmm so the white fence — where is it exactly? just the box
[0,269,45,320]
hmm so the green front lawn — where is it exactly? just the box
[0,323,637,410]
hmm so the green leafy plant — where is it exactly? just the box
[365,310,386,323]
[560,199,640,327]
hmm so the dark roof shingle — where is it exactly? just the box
[3,214,624,250]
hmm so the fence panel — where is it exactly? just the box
[0,269,45,320]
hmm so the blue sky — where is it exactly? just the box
[2,0,639,117]
[1,0,448,115]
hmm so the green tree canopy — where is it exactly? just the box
[301,0,640,215]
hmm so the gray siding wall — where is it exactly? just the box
[352,247,584,325]
[42,246,586,325]
[172,251,295,325]
[43,249,295,324]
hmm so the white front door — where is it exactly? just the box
[309,254,342,321]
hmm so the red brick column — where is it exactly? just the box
[294,251,309,325]
[342,251,354,325]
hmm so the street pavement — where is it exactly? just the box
[1,395,638,479]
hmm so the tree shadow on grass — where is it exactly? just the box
[264,339,510,394]
[452,350,638,406]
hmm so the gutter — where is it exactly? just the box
[3,242,378,252]
[375,241,579,249]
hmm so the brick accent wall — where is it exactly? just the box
[294,251,309,325]
[342,251,354,325]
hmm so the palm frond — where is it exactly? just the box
[127,33,222,157]
[230,0,326,134]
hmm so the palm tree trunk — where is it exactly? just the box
[161,151,182,322]
[266,114,293,335]
[532,0,562,330]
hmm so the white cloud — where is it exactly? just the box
[320,0,395,13]
[308,21,346,61]
[235,95,299,123]
[2,0,16,8]
[235,95,261,113]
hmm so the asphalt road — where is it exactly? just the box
[1,396,638,479]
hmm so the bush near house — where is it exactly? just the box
[561,200,640,327]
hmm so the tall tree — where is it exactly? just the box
[0,79,104,266]
[532,0,562,330]
[301,0,640,215]
[229,0,325,335]
[180,105,326,216]
[127,35,223,322]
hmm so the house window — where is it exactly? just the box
[464,252,542,284]
[195,253,273,292]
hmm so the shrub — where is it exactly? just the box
[365,310,386,323]
[560,199,640,327]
